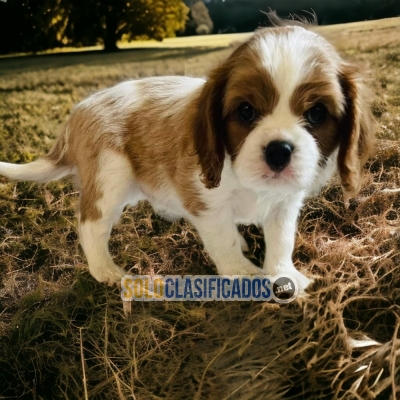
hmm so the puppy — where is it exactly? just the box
[0,20,374,292]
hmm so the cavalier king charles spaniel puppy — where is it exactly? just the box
[0,19,374,292]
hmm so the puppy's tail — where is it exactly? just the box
[0,126,73,183]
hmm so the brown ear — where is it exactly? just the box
[192,65,229,189]
[338,64,375,204]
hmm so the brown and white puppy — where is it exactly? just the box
[0,22,374,292]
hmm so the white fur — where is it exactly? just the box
[0,158,73,182]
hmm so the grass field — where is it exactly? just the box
[0,17,400,399]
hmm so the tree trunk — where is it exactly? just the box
[103,11,119,52]
[103,33,119,52]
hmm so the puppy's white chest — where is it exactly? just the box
[231,189,259,225]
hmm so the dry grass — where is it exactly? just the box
[0,18,400,399]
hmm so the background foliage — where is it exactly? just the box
[0,0,189,54]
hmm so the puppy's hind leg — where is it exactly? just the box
[78,150,137,285]
[79,217,126,285]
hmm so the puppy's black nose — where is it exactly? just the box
[265,141,294,172]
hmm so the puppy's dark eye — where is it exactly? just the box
[238,102,256,122]
[305,103,327,125]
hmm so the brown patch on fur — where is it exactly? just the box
[291,79,343,159]
[45,103,127,223]
[223,66,279,158]
[46,124,70,166]
[59,109,105,223]
[224,116,254,160]
[337,64,375,201]
[191,65,228,189]
[124,84,207,216]
[78,161,103,223]
[308,117,340,161]
[192,36,279,185]
[291,80,343,119]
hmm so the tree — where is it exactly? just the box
[0,0,189,54]
[61,0,189,52]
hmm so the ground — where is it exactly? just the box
[0,17,399,400]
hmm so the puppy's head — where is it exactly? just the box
[193,23,374,199]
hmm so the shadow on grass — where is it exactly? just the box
[0,46,227,76]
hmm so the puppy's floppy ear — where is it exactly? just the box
[337,64,375,205]
[192,64,229,189]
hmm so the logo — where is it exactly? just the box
[272,276,297,304]
[121,275,298,303]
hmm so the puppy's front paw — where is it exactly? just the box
[290,270,313,295]
[89,263,126,286]
[264,264,313,295]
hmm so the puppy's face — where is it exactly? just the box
[193,26,374,200]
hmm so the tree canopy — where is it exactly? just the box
[0,0,189,54]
